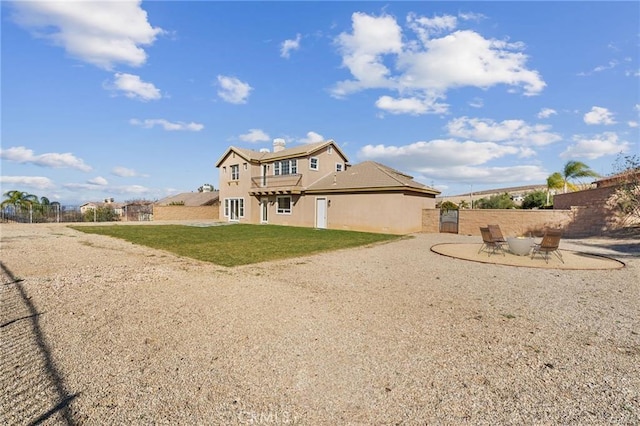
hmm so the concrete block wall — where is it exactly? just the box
[457,209,574,237]
[153,205,220,221]
[421,209,440,233]
[422,209,574,237]
[553,186,627,237]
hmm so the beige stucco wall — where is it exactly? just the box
[301,192,435,234]
[153,205,220,221]
[218,153,254,222]
[245,191,435,234]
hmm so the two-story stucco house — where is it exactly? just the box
[215,139,440,234]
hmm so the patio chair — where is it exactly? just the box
[478,227,506,256]
[531,229,564,263]
[487,224,507,244]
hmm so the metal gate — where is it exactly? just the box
[440,209,459,233]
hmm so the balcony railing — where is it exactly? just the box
[249,174,303,194]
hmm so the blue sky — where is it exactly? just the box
[2,1,638,205]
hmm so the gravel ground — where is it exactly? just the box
[1,223,639,425]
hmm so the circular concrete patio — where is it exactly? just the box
[431,243,625,270]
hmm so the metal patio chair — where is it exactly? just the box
[479,226,506,256]
[531,228,564,263]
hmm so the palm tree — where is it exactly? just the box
[546,172,563,205]
[561,160,600,193]
[1,190,38,210]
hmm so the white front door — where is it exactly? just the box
[261,198,268,223]
[316,198,327,229]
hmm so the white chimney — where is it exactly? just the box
[273,138,286,153]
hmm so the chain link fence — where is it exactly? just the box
[1,204,153,224]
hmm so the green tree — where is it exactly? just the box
[1,190,39,209]
[83,206,117,222]
[522,190,547,209]
[458,199,470,209]
[439,200,458,211]
[474,193,516,209]
[546,172,563,205]
[561,160,600,193]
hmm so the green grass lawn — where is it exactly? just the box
[70,224,402,267]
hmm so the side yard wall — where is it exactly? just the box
[153,205,220,221]
[553,186,629,237]
[422,209,574,237]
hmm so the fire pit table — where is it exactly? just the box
[507,236,534,256]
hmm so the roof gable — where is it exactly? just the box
[215,140,348,167]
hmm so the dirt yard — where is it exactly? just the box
[1,223,638,425]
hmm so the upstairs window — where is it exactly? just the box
[310,157,319,170]
[231,164,239,180]
[335,163,343,172]
[273,159,297,176]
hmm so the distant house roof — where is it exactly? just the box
[306,161,440,195]
[80,201,124,209]
[595,170,640,188]
[438,184,548,199]
[215,140,348,167]
[155,191,219,206]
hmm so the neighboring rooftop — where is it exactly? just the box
[155,191,219,206]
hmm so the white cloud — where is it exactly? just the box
[446,117,561,146]
[375,95,448,115]
[112,166,141,177]
[112,185,149,195]
[108,73,162,101]
[359,139,547,187]
[407,12,458,43]
[280,33,302,58]
[416,164,548,184]
[628,121,639,128]
[468,97,484,109]
[88,176,108,186]
[578,60,619,76]
[299,131,325,144]
[217,75,252,104]
[130,118,203,131]
[332,12,545,115]
[0,146,91,172]
[332,13,403,97]
[583,106,616,125]
[239,129,270,143]
[0,175,55,190]
[359,139,519,170]
[9,0,163,70]
[537,108,557,119]
[561,132,630,160]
